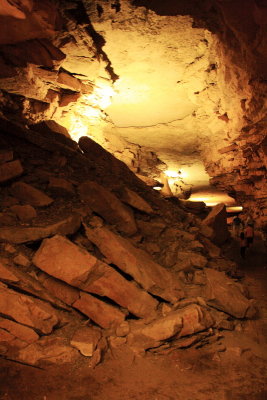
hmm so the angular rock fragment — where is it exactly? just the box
[71,326,102,356]
[33,235,158,318]
[0,150,13,163]
[202,203,230,245]
[10,181,54,207]
[38,273,80,306]
[174,251,208,271]
[73,292,125,329]
[10,204,37,222]
[120,187,154,213]
[127,304,214,351]
[84,224,183,303]
[79,181,137,235]
[48,177,75,195]
[0,214,81,243]
[203,268,257,318]
[0,259,19,282]
[0,285,59,334]
[0,317,39,350]
[19,337,78,365]
[0,160,23,183]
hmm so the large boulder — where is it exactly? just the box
[78,180,137,235]
[0,214,81,243]
[203,268,257,318]
[0,284,59,334]
[73,292,125,329]
[10,181,54,207]
[202,203,230,245]
[84,224,184,303]
[127,304,214,352]
[33,235,158,318]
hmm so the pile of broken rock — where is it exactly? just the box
[0,119,257,367]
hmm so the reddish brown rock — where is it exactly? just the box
[34,235,158,318]
[70,326,102,356]
[10,182,54,207]
[73,292,125,329]
[204,268,257,318]
[0,150,13,164]
[120,187,153,214]
[0,284,59,334]
[0,317,39,348]
[33,235,98,287]
[10,204,37,222]
[202,203,230,245]
[84,224,183,303]
[128,304,214,351]
[0,214,81,243]
[79,181,137,235]
[38,273,80,306]
[18,337,78,366]
[0,160,23,183]
[0,259,19,282]
[48,177,75,195]
[13,253,30,267]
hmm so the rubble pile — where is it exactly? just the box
[0,119,256,367]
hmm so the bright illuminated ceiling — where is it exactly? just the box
[91,10,228,189]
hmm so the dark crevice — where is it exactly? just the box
[111,1,121,13]
[96,4,104,17]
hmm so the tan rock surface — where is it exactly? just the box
[0,214,81,243]
[71,326,102,357]
[73,292,125,329]
[0,285,59,334]
[10,182,54,207]
[84,224,183,303]
[79,181,137,236]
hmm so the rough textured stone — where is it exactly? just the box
[70,326,102,356]
[79,181,137,235]
[10,204,37,222]
[0,150,13,164]
[0,317,39,348]
[204,268,257,318]
[120,187,154,214]
[0,160,23,183]
[128,304,214,351]
[73,292,125,329]
[202,204,230,245]
[18,337,78,365]
[0,259,19,282]
[38,273,80,306]
[34,235,158,318]
[0,285,59,334]
[48,177,75,195]
[10,181,54,207]
[0,214,81,243]
[84,224,183,303]
[13,253,30,267]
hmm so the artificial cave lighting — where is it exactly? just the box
[153,186,162,191]
[66,82,115,142]
[226,206,243,213]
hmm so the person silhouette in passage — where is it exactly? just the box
[240,231,247,259]
[245,223,254,248]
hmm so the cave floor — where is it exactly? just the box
[0,237,266,400]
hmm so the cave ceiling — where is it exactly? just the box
[0,0,266,215]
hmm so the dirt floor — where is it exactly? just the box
[0,235,266,400]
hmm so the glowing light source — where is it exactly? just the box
[165,170,179,178]
[153,186,162,190]
[226,206,243,213]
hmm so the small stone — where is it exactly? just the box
[10,205,37,222]
[3,244,16,254]
[13,253,31,267]
[0,160,23,183]
[116,321,130,337]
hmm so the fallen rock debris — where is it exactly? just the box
[0,120,257,366]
